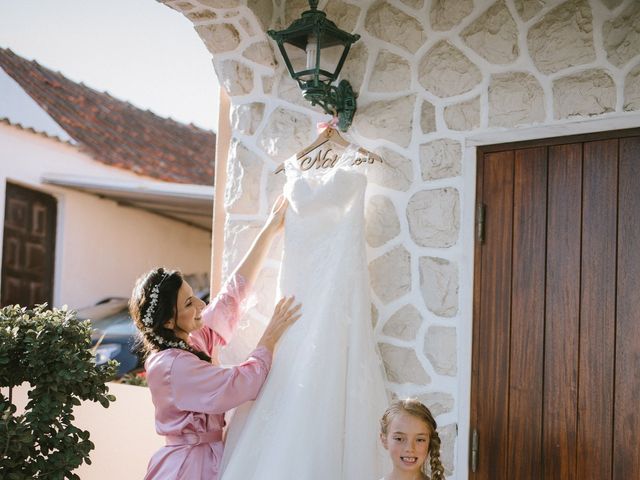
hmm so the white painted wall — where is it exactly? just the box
[6,382,163,480]
[0,123,211,309]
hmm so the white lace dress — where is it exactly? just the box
[220,149,390,479]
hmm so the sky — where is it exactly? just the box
[0,0,220,132]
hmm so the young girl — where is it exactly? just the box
[379,399,445,480]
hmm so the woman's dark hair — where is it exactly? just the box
[130,267,211,362]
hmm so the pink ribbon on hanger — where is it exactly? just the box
[316,116,339,133]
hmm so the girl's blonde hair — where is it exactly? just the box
[380,398,445,480]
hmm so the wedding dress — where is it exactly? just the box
[220,147,390,480]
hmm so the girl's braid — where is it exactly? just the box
[428,429,445,480]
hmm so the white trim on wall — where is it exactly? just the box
[466,113,640,147]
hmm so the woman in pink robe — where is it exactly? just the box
[130,197,301,480]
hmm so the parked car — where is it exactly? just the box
[76,297,141,377]
[76,277,210,377]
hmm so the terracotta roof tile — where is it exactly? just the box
[0,117,73,144]
[0,48,215,185]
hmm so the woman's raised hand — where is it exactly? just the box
[258,296,301,353]
[264,195,288,234]
[235,195,288,287]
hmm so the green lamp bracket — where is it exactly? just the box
[303,80,357,132]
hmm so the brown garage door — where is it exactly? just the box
[1,182,57,307]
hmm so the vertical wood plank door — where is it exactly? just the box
[1,183,57,307]
[470,130,640,480]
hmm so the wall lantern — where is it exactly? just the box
[267,0,361,131]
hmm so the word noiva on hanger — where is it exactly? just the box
[300,147,377,171]
[274,126,383,175]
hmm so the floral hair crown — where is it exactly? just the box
[141,282,161,328]
[141,274,188,350]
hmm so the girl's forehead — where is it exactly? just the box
[389,412,431,435]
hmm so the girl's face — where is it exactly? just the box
[381,412,431,477]
[164,280,206,341]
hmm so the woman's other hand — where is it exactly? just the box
[258,296,301,353]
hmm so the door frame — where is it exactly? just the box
[454,116,640,478]
[1,180,59,307]
[467,126,640,478]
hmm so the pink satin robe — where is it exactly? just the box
[143,274,272,480]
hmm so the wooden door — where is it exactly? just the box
[1,183,57,307]
[471,129,640,480]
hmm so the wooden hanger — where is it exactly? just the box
[274,124,383,174]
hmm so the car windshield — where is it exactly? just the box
[76,298,137,337]
[92,311,137,336]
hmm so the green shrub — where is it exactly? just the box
[0,304,117,480]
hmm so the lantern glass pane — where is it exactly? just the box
[283,42,307,76]
[318,43,346,82]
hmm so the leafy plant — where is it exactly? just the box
[0,304,117,480]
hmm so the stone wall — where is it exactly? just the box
[160,0,640,476]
